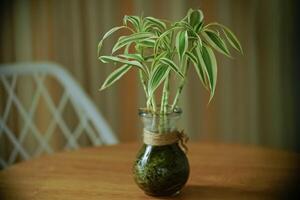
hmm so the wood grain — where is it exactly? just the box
[0,142,299,200]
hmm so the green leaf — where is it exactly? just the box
[187,9,204,30]
[151,51,168,70]
[187,47,209,90]
[112,32,153,53]
[195,22,203,33]
[222,26,243,54]
[99,55,147,75]
[144,16,167,31]
[99,65,131,91]
[144,55,154,62]
[201,45,217,102]
[175,30,188,62]
[175,21,202,48]
[118,53,144,63]
[186,51,197,64]
[205,23,243,54]
[159,57,184,78]
[144,22,160,34]
[186,51,205,86]
[193,39,202,53]
[97,26,131,56]
[138,38,156,48]
[154,26,182,54]
[148,64,170,95]
[202,30,230,57]
[123,15,141,32]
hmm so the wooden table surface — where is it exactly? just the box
[0,142,299,200]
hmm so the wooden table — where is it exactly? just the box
[0,142,299,199]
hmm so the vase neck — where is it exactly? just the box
[139,108,182,133]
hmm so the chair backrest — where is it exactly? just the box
[0,62,118,168]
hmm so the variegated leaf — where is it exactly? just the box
[100,65,131,90]
[112,32,153,53]
[97,26,132,56]
[201,45,217,102]
[175,30,188,62]
[99,55,147,75]
[202,30,230,57]
[159,57,184,78]
[144,16,167,31]
[148,64,170,95]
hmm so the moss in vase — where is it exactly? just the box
[133,143,189,196]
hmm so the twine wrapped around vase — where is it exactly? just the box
[143,129,189,153]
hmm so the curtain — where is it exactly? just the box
[0,0,298,152]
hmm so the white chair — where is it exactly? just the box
[0,62,118,169]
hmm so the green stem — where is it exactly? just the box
[151,96,157,112]
[171,59,190,110]
[151,96,158,132]
[159,73,170,133]
[139,71,149,107]
[138,48,151,110]
[160,73,170,114]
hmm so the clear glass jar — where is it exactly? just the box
[133,107,190,196]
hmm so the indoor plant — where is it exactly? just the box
[97,8,242,196]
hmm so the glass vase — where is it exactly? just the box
[133,107,190,196]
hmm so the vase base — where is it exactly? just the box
[145,190,181,197]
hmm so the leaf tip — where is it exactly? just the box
[207,94,214,105]
[98,56,104,62]
[239,47,244,55]
[99,85,106,91]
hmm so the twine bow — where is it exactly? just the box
[176,130,189,154]
[143,129,189,154]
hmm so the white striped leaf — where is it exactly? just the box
[112,32,153,53]
[148,64,170,95]
[193,47,211,90]
[151,51,168,70]
[159,57,184,78]
[175,30,188,62]
[187,9,204,30]
[99,55,147,75]
[138,38,156,48]
[144,17,167,31]
[205,23,243,54]
[97,26,131,56]
[202,30,230,57]
[221,25,243,54]
[154,26,182,53]
[201,45,217,102]
[100,65,131,91]
[119,53,144,63]
[175,21,202,48]
[123,15,141,31]
[186,51,207,89]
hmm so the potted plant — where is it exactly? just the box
[97,8,242,196]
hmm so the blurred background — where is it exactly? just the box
[0,0,299,160]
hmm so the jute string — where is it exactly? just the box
[143,129,189,153]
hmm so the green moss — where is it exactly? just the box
[133,143,189,196]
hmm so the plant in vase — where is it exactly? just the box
[97,8,242,196]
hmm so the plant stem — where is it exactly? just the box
[139,71,149,109]
[160,73,170,114]
[171,59,190,110]
[159,73,170,133]
[138,48,152,110]
[151,96,158,132]
[151,96,157,112]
